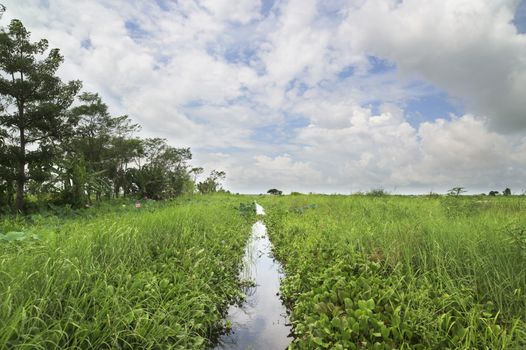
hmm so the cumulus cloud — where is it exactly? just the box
[2,0,525,193]
[293,105,526,193]
[338,0,526,132]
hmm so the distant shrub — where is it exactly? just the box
[366,188,388,197]
[290,192,302,196]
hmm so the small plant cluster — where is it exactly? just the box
[0,230,40,242]
[262,195,526,349]
[237,201,257,221]
[290,203,317,215]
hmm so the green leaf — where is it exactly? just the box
[2,231,27,241]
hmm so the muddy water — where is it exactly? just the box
[214,203,291,349]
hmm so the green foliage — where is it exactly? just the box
[365,188,388,197]
[0,195,253,349]
[237,201,256,221]
[290,203,317,214]
[197,170,226,194]
[0,19,81,212]
[122,138,194,200]
[0,230,40,242]
[259,195,526,349]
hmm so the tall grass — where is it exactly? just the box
[0,195,254,349]
[262,195,526,349]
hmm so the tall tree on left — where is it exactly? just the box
[0,19,81,212]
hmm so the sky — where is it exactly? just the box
[2,0,526,194]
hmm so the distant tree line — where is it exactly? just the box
[448,187,515,197]
[0,16,224,213]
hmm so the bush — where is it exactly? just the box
[366,188,388,197]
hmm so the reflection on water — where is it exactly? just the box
[214,204,291,350]
[255,203,265,216]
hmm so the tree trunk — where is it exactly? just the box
[15,127,26,213]
[86,187,92,205]
[6,180,15,207]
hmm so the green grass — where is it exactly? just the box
[260,195,526,349]
[3,194,525,349]
[0,195,255,349]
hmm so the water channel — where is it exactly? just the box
[213,203,292,349]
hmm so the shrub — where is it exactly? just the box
[366,188,388,197]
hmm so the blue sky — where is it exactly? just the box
[514,0,526,33]
[3,0,526,193]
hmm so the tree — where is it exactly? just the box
[489,190,499,196]
[197,170,226,194]
[0,19,81,211]
[267,188,282,195]
[125,138,193,199]
[190,167,204,183]
[503,188,511,196]
[447,187,466,196]
[0,132,15,208]
[107,136,143,197]
[56,92,141,204]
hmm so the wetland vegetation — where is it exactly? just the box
[0,195,254,349]
[2,194,525,349]
[261,195,526,349]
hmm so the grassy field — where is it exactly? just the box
[260,194,526,349]
[0,195,255,349]
[2,194,525,349]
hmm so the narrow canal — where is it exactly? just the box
[214,203,291,349]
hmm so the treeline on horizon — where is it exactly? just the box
[0,16,225,214]
[268,187,523,197]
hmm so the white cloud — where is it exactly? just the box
[199,0,261,24]
[338,0,526,132]
[2,0,525,193]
